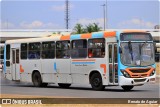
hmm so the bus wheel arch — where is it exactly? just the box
[89,71,105,91]
[32,70,48,87]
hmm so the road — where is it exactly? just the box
[0,72,159,98]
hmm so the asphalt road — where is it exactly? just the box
[0,72,159,98]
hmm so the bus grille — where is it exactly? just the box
[130,68,150,73]
[134,79,146,83]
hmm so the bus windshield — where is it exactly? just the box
[120,42,154,66]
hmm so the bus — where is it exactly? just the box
[3,30,156,91]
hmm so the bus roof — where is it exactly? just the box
[5,31,116,44]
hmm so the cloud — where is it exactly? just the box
[118,18,155,29]
[51,4,74,12]
[76,18,104,28]
[20,21,43,29]
[20,20,61,29]
[0,21,15,29]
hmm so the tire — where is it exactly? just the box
[90,73,105,91]
[41,83,48,87]
[121,86,134,91]
[32,72,48,87]
[58,83,71,88]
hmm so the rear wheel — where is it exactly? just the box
[90,73,105,91]
[121,86,134,91]
[58,83,71,88]
[32,72,48,87]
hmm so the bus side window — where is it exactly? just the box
[71,40,87,58]
[6,44,10,67]
[56,41,70,59]
[42,42,55,59]
[88,38,105,58]
[6,45,10,60]
[21,43,27,59]
[28,43,41,59]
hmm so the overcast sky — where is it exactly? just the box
[1,0,159,29]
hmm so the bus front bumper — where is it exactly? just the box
[119,74,156,86]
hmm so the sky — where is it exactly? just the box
[0,0,159,29]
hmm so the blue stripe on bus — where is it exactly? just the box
[92,32,104,38]
[70,34,81,40]
[54,62,57,71]
[72,62,95,64]
[116,31,121,40]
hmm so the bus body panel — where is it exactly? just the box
[3,31,156,89]
[41,59,57,83]
[55,59,72,83]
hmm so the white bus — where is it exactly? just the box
[3,31,156,91]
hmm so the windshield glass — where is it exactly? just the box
[121,42,154,66]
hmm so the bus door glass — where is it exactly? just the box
[11,48,20,80]
[108,43,118,85]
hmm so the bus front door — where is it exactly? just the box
[108,43,118,85]
[11,49,20,80]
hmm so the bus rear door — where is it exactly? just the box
[11,44,20,80]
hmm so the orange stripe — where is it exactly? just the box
[104,31,116,38]
[81,33,92,39]
[20,65,24,73]
[72,59,95,62]
[60,35,70,40]
[100,64,106,74]
[124,30,146,32]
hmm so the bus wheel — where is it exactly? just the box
[58,83,71,88]
[41,83,48,87]
[32,72,47,87]
[121,86,134,91]
[90,73,105,91]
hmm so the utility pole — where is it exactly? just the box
[106,0,107,29]
[65,0,69,31]
[101,4,106,31]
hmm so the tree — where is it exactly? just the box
[85,23,102,33]
[85,24,93,33]
[92,23,102,32]
[72,23,102,34]
[73,23,85,34]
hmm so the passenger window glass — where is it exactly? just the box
[88,38,105,58]
[56,41,70,59]
[71,40,87,58]
[16,50,19,63]
[21,43,27,59]
[114,44,117,63]
[42,42,55,59]
[109,44,112,63]
[6,45,10,60]
[28,43,41,59]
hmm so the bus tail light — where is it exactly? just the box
[120,69,130,78]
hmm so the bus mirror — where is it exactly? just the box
[119,47,122,54]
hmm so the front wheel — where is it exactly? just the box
[90,73,105,91]
[58,83,71,88]
[121,86,134,91]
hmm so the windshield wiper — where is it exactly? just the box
[128,41,133,61]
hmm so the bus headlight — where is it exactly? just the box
[150,70,155,76]
[120,69,130,78]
